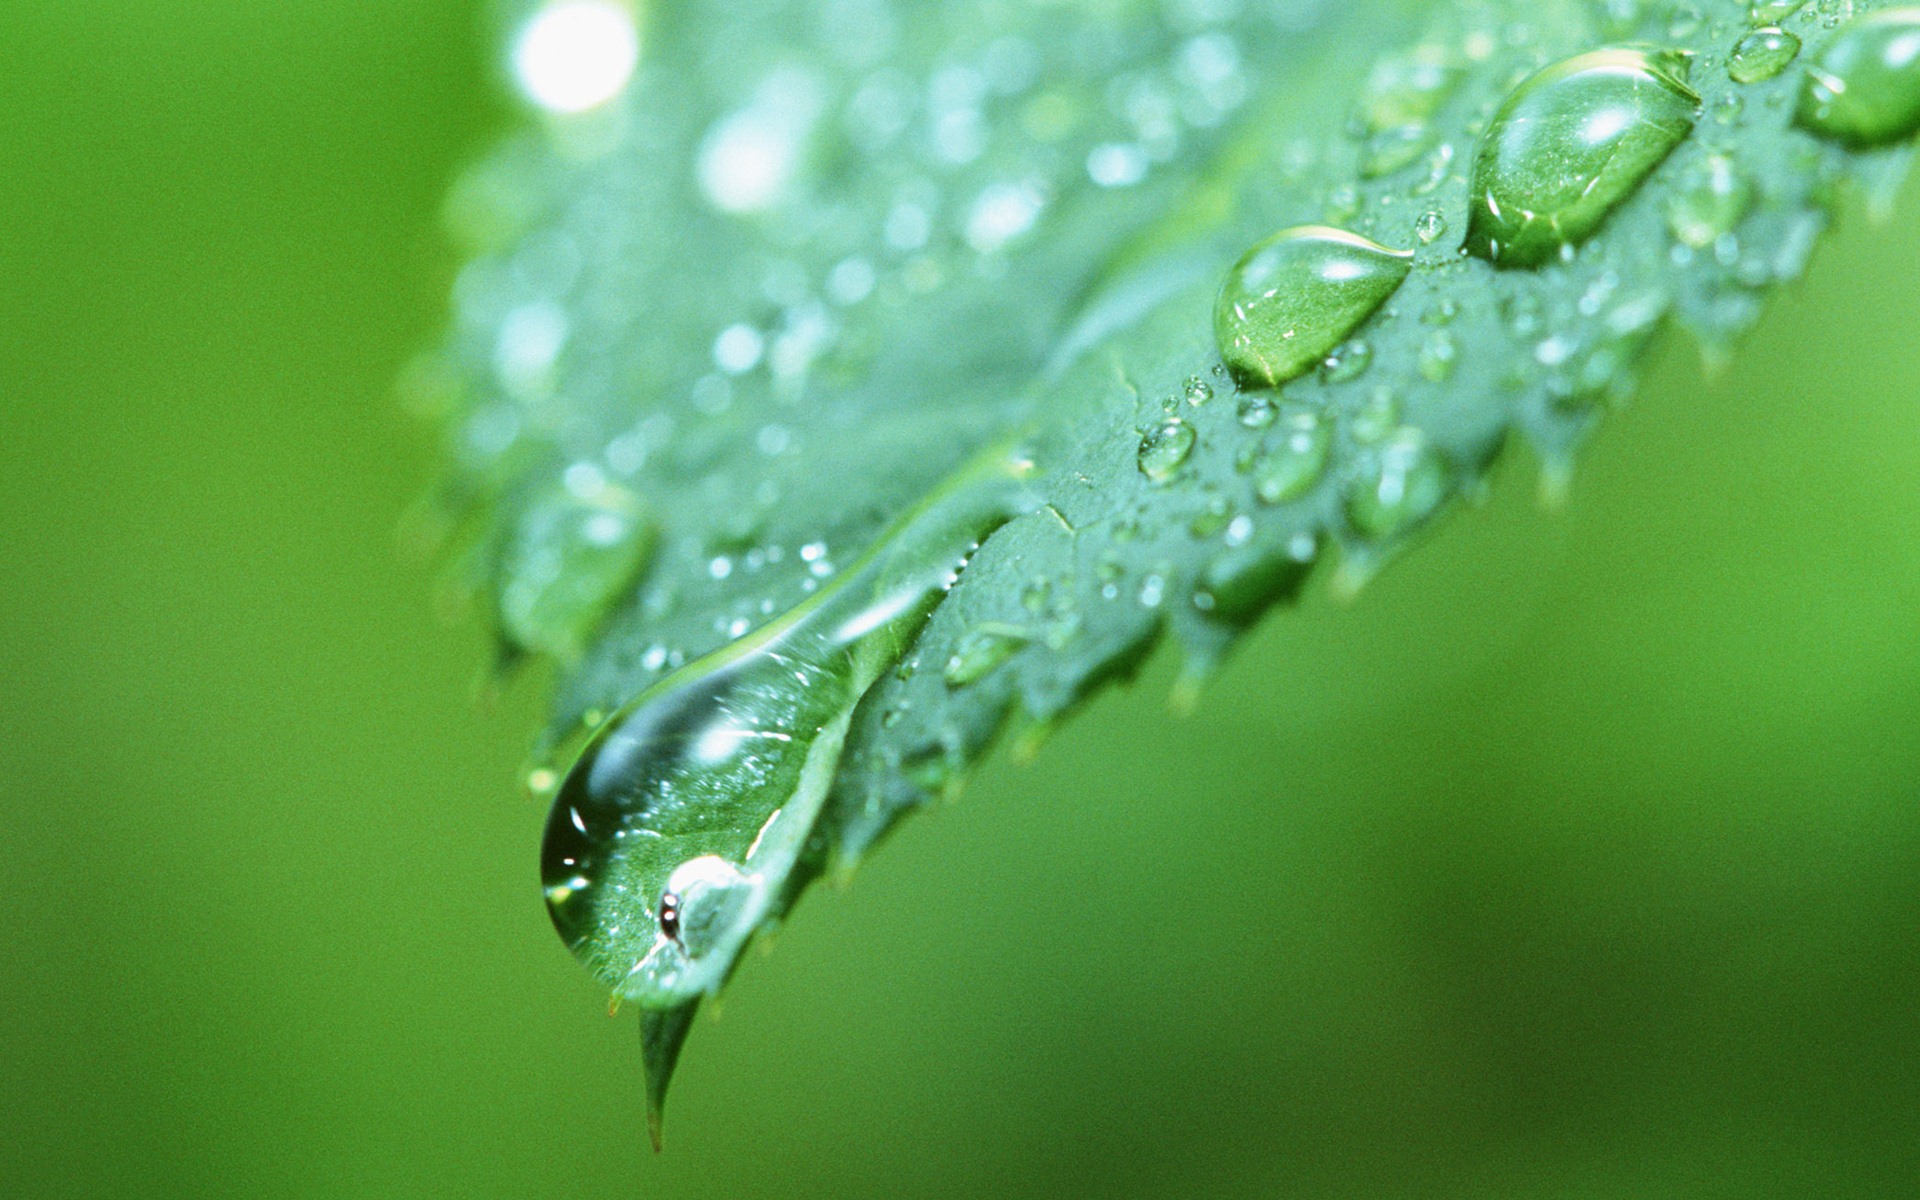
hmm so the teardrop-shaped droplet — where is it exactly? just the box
[1138,416,1197,482]
[541,446,1036,1019]
[1214,226,1413,387]
[1796,9,1920,147]
[1728,26,1801,83]
[943,624,1029,687]
[1464,47,1701,268]
[1253,409,1331,505]
[497,478,656,659]
[1665,154,1754,248]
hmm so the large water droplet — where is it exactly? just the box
[497,479,655,659]
[1728,26,1802,83]
[1214,226,1413,387]
[1464,47,1700,268]
[1138,417,1197,482]
[540,447,1035,1014]
[1796,9,1920,146]
[1347,429,1452,540]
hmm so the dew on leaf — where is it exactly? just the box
[1346,428,1453,540]
[1666,154,1754,248]
[1214,226,1413,387]
[1418,328,1458,381]
[1252,410,1330,505]
[1796,9,1920,146]
[1464,47,1701,268]
[540,447,1035,1011]
[1414,209,1449,244]
[1320,338,1374,382]
[1728,27,1802,83]
[1138,416,1198,482]
[943,625,1030,686]
[497,479,655,659]
[1237,395,1278,428]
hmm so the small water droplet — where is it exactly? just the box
[1414,210,1449,244]
[1464,47,1700,268]
[1347,429,1453,540]
[943,625,1029,686]
[1796,9,1920,146]
[1214,226,1413,388]
[497,480,655,659]
[1666,154,1754,248]
[1138,417,1197,482]
[1237,395,1278,428]
[1184,376,1215,405]
[1252,410,1330,505]
[1320,338,1374,383]
[1417,329,1458,381]
[1729,26,1802,82]
[1189,496,1232,538]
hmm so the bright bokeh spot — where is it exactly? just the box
[511,1,640,114]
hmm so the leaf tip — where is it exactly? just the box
[639,1002,699,1152]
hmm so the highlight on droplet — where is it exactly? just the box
[511,1,641,115]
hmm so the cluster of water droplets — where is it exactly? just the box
[420,0,1920,1134]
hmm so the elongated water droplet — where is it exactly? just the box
[1665,154,1753,248]
[1796,9,1920,146]
[1138,417,1197,482]
[1253,410,1330,505]
[541,445,1035,1028]
[1214,226,1413,387]
[497,479,655,659]
[1464,47,1700,268]
[943,625,1029,686]
[1728,27,1801,82]
[1347,429,1452,539]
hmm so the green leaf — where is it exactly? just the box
[420,0,1920,1131]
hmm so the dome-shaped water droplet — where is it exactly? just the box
[1347,429,1452,539]
[1320,338,1374,383]
[1252,410,1330,505]
[1214,226,1413,388]
[1665,154,1753,248]
[1729,27,1802,83]
[1414,210,1449,244]
[1237,396,1278,428]
[1464,47,1701,268]
[943,625,1029,686]
[1796,9,1920,146]
[1417,329,1458,381]
[1138,417,1197,482]
[497,479,655,659]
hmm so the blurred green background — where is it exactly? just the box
[4,1,1918,1196]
